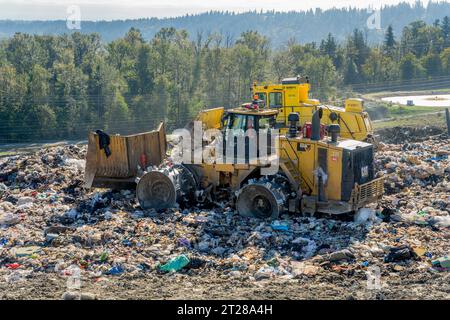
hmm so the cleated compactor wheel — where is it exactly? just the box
[136,164,197,210]
[236,177,291,219]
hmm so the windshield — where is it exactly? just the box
[259,116,273,130]
[269,92,283,108]
[226,114,274,132]
[229,114,247,131]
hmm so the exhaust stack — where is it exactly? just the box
[311,108,323,141]
[328,124,340,143]
[288,112,300,138]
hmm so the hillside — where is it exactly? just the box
[1,1,450,46]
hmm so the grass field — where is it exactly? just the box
[387,105,446,116]
[363,89,449,129]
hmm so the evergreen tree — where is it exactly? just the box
[442,16,450,46]
[384,25,396,56]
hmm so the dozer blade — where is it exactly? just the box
[185,107,224,132]
[84,122,167,189]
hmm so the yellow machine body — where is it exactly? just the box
[278,135,383,214]
[194,107,225,130]
[183,106,383,215]
[252,77,374,141]
[85,101,383,218]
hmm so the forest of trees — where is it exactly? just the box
[1,17,450,142]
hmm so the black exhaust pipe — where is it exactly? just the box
[328,124,340,143]
[288,112,300,138]
[311,108,323,141]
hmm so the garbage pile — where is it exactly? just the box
[0,132,449,299]
[375,125,445,144]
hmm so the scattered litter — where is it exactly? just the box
[270,221,290,232]
[327,249,355,263]
[13,246,42,258]
[384,245,413,263]
[0,131,448,299]
[354,208,379,225]
[431,256,450,269]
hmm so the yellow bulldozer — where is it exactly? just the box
[194,76,375,142]
[253,76,375,142]
[84,101,384,219]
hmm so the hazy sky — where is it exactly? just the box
[0,0,438,20]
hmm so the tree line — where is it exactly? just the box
[1,1,450,46]
[1,17,450,142]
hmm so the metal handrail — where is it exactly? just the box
[281,137,313,192]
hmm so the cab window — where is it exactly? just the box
[227,114,259,132]
[246,116,255,130]
[269,92,282,108]
[258,116,275,130]
[229,114,246,131]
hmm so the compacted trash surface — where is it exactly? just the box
[0,127,449,300]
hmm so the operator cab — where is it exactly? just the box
[220,107,279,163]
[222,108,278,133]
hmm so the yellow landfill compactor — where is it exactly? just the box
[129,105,384,219]
[251,76,374,142]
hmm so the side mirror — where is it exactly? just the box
[221,112,229,128]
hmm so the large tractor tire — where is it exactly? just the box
[236,176,291,219]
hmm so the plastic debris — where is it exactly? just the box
[412,247,427,257]
[431,256,450,269]
[13,246,42,258]
[384,245,413,263]
[354,208,379,225]
[327,249,355,263]
[270,221,290,232]
[6,263,21,270]
[107,265,124,275]
[429,215,450,228]
[291,261,321,276]
[0,213,20,226]
[178,238,191,247]
[159,255,190,272]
